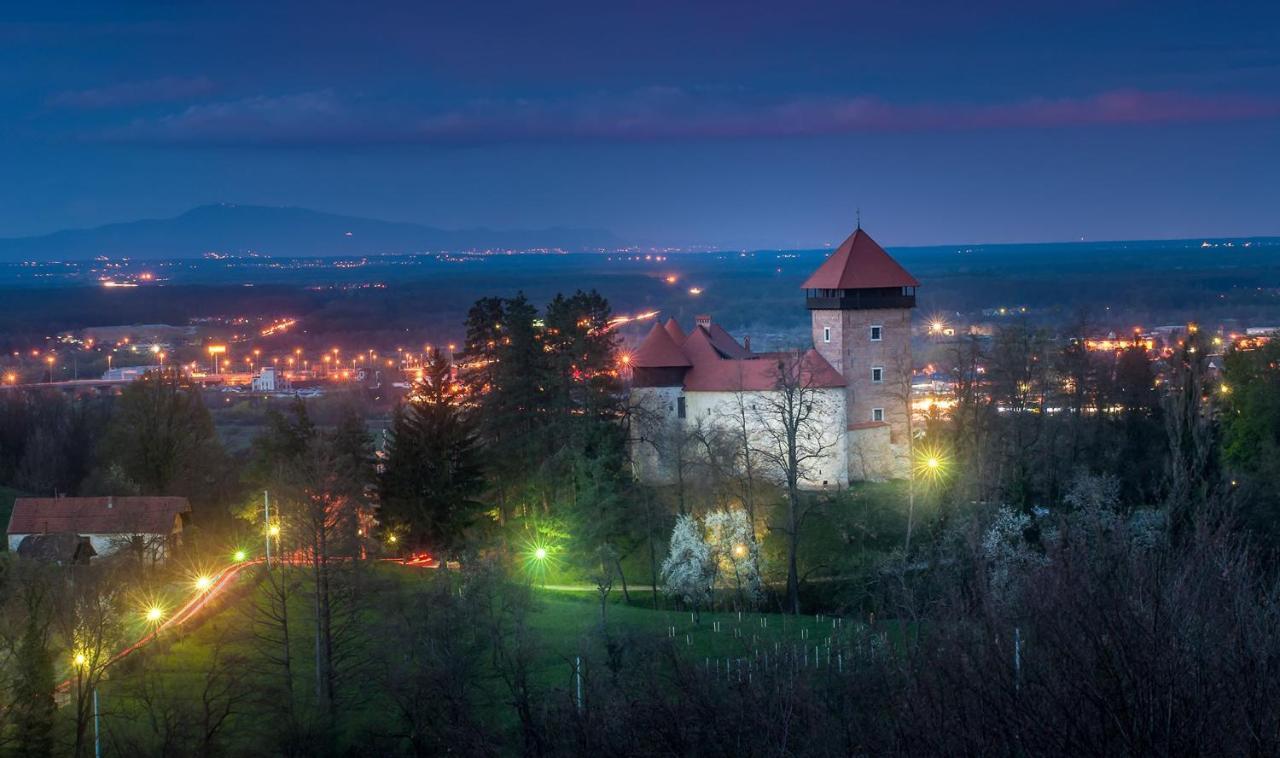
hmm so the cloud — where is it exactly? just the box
[48,76,218,109]
[96,87,1280,146]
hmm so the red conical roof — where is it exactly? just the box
[801,228,919,290]
[632,322,692,368]
[663,318,687,344]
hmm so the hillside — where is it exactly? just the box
[0,204,624,261]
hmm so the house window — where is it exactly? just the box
[871,366,883,383]
[872,408,884,422]
[822,326,831,343]
[870,325,882,341]
[677,396,686,419]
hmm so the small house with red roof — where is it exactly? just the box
[630,225,917,484]
[6,496,191,562]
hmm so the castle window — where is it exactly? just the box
[872,408,884,422]
[677,396,686,419]
[871,366,883,383]
[822,326,831,343]
[870,325,882,341]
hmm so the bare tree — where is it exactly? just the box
[52,566,124,758]
[750,350,841,614]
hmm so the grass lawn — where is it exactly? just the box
[89,558,901,752]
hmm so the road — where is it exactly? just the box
[57,555,436,695]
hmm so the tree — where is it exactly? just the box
[660,514,713,621]
[704,508,762,609]
[380,350,486,556]
[10,579,55,758]
[97,368,224,502]
[750,350,841,614]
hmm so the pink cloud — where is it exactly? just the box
[98,87,1280,146]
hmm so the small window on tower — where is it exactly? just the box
[822,326,831,343]
[870,325,883,341]
[677,396,686,419]
[872,408,885,422]
[871,366,883,383]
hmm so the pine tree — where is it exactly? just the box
[380,350,486,555]
[12,603,55,758]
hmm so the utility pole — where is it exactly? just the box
[93,687,101,758]
[264,490,271,568]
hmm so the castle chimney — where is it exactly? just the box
[695,314,711,329]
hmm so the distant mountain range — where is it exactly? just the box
[0,204,624,261]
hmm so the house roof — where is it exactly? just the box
[801,228,919,290]
[7,497,191,536]
[632,322,692,368]
[662,318,687,345]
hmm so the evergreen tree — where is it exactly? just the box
[380,350,486,555]
[12,588,55,758]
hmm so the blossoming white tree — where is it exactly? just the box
[660,513,713,621]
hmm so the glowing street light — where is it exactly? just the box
[233,549,247,562]
[73,652,87,667]
[194,575,213,592]
[268,524,280,537]
[534,547,548,561]
[913,444,950,483]
[145,606,163,624]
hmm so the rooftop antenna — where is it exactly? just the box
[856,207,862,230]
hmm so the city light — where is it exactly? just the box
[268,524,280,537]
[233,549,247,562]
[534,547,548,561]
[195,575,213,591]
[145,606,164,623]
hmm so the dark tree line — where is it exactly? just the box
[378,290,644,606]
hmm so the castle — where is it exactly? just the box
[630,226,918,487]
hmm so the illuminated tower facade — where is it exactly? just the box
[803,226,918,480]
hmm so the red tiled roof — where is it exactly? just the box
[7,497,191,536]
[801,228,919,290]
[632,322,692,368]
[663,318,687,345]
[705,323,752,358]
[849,421,890,430]
[684,334,845,392]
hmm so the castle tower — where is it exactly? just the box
[802,227,918,479]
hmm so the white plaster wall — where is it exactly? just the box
[681,388,849,489]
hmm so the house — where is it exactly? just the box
[6,496,191,562]
[630,225,917,486]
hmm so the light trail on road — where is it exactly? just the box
[56,555,437,695]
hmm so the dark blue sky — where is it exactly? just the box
[2,0,1278,248]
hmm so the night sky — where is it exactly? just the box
[3,0,1278,248]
